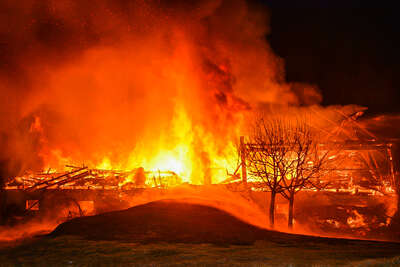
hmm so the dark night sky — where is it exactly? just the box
[262,1,400,116]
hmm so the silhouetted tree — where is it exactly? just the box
[246,116,299,228]
[247,115,335,229]
[277,119,334,229]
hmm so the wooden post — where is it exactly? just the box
[387,144,397,189]
[204,168,211,185]
[387,144,400,213]
[0,186,6,225]
[240,136,247,184]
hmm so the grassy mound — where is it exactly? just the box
[50,199,400,246]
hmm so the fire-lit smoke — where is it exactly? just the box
[0,0,321,182]
[1,0,400,245]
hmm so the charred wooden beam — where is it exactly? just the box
[25,167,88,192]
[244,141,393,151]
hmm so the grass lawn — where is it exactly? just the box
[1,236,400,266]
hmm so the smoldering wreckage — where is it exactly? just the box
[0,0,399,243]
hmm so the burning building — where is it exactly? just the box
[0,0,399,241]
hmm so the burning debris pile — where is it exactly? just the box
[6,166,181,191]
[226,107,398,197]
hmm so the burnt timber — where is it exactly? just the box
[3,166,177,217]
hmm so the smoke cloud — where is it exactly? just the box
[0,0,321,178]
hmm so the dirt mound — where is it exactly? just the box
[50,200,400,245]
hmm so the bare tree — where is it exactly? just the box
[246,115,335,229]
[246,117,297,228]
[278,119,334,229]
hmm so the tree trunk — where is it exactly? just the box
[269,191,276,228]
[288,194,294,229]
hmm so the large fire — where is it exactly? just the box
[1,0,292,184]
[0,0,399,243]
